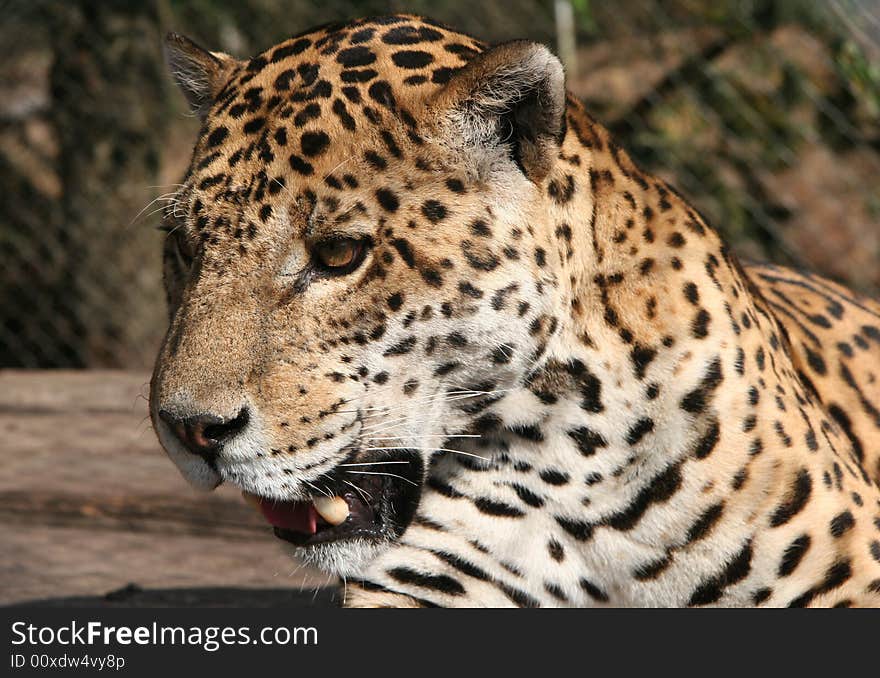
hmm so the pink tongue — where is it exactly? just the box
[257,499,317,535]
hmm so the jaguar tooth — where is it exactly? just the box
[312,495,349,525]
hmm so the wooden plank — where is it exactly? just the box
[2,524,332,606]
[0,369,151,413]
[0,489,264,539]
[0,370,332,606]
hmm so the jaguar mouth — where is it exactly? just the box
[242,450,424,547]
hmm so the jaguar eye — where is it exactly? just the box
[312,237,368,274]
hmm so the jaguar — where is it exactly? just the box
[150,14,880,607]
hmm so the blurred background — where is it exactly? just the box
[1,0,879,606]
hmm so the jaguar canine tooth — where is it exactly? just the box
[312,495,349,525]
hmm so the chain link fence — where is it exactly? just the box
[2,0,879,368]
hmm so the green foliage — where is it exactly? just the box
[835,39,880,121]
[570,0,597,36]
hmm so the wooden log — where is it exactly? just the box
[0,370,331,606]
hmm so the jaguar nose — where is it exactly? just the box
[159,408,250,461]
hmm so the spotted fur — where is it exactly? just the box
[151,15,880,607]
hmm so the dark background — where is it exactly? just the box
[2,0,880,369]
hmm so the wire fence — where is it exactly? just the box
[2,0,879,368]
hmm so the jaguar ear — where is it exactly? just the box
[430,40,566,183]
[164,33,238,118]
